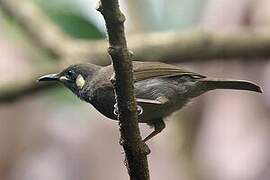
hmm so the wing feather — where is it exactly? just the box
[132,61,205,82]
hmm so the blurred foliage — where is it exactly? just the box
[33,0,104,39]
[29,0,104,103]
[157,0,207,30]
[0,10,54,67]
[129,0,208,32]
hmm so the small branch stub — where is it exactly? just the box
[108,46,122,56]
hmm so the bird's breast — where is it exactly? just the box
[88,85,118,120]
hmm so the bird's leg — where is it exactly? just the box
[143,119,166,142]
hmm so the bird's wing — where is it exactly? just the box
[136,98,164,105]
[132,61,205,82]
[106,61,205,106]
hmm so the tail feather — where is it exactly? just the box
[199,78,263,93]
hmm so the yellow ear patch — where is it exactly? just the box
[76,74,85,89]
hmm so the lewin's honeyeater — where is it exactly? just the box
[38,61,262,142]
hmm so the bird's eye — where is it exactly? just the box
[67,70,75,78]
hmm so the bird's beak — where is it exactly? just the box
[38,73,60,82]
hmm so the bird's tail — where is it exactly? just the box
[199,78,263,93]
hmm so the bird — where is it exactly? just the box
[38,61,262,142]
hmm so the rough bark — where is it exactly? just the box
[97,0,150,180]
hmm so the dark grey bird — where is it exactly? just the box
[38,61,262,142]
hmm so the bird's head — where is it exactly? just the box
[38,63,101,96]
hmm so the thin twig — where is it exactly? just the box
[97,0,150,179]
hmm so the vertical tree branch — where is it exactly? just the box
[97,0,150,180]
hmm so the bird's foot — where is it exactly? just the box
[110,73,116,85]
[113,103,143,116]
[120,139,151,155]
[136,105,143,116]
[113,103,119,116]
[139,141,151,155]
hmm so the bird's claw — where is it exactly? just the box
[136,105,143,115]
[110,73,116,85]
[139,141,151,155]
[113,103,119,116]
[113,103,143,116]
[120,139,151,155]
